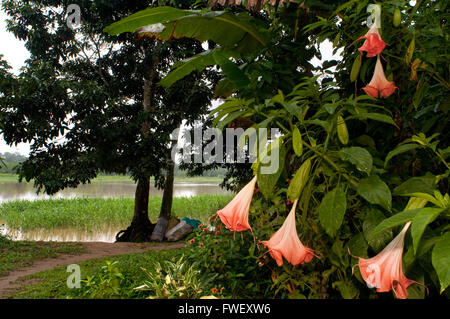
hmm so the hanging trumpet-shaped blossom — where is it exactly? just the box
[350,222,426,299]
[261,200,315,266]
[357,25,386,57]
[216,176,257,232]
[362,56,397,98]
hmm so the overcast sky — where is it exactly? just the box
[0,8,341,157]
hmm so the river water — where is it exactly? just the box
[0,180,229,242]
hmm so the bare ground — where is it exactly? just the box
[0,241,185,297]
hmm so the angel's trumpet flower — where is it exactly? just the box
[358,25,386,57]
[362,56,397,98]
[261,200,315,266]
[216,176,257,232]
[350,222,426,299]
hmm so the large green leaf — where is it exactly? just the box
[411,208,443,255]
[214,78,237,98]
[357,175,392,211]
[159,49,217,88]
[103,6,194,35]
[339,147,373,175]
[393,174,437,196]
[384,143,420,168]
[212,51,250,89]
[432,231,450,293]
[363,208,393,252]
[368,207,443,240]
[318,186,347,237]
[287,158,311,201]
[138,11,269,55]
[257,143,286,199]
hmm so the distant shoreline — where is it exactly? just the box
[0,174,224,184]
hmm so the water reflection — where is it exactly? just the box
[0,223,120,242]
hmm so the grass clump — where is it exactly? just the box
[0,194,233,232]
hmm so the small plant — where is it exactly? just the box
[135,255,214,299]
[77,261,124,299]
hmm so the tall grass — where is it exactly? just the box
[0,194,233,232]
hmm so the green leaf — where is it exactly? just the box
[257,142,285,199]
[346,232,368,258]
[350,54,361,82]
[318,186,347,237]
[357,175,392,211]
[103,6,194,35]
[214,78,237,98]
[405,37,415,65]
[332,281,357,299]
[339,147,373,175]
[393,174,437,196]
[348,113,398,128]
[292,127,303,157]
[384,144,420,168]
[160,49,217,88]
[411,208,443,255]
[432,231,450,293]
[282,101,304,120]
[363,208,393,252]
[212,51,250,89]
[146,11,269,55]
[369,208,443,241]
[287,158,312,201]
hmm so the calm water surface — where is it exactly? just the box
[0,180,229,242]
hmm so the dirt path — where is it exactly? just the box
[0,241,185,297]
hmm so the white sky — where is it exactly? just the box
[0,8,341,157]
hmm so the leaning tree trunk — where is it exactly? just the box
[150,157,175,241]
[116,178,154,242]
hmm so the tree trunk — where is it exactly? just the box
[116,177,154,242]
[160,158,175,219]
[116,51,160,243]
[150,157,175,241]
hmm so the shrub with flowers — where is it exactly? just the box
[109,0,449,299]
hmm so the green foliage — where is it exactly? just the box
[135,256,212,299]
[183,225,272,298]
[77,261,125,299]
[318,186,347,237]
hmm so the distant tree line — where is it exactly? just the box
[0,152,27,173]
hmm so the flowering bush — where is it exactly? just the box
[108,0,449,299]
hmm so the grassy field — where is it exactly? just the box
[0,236,85,277]
[5,247,186,299]
[0,173,223,184]
[0,194,233,232]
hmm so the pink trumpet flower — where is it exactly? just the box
[216,176,257,232]
[358,25,386,57]
[261,199,316,266]
[350,222,426,299]
[362,56,398,98]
